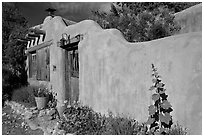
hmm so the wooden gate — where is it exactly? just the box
[60,34,82,105]
[65,49,79,104]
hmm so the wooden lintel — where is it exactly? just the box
[29,28,46,35]
[26,36,36,40]
[59,35,81,50]
[25,37,35,41]
[28,33,41,37]
[17,39,28,43]
[61,45,78,51]
[60,41,79,50]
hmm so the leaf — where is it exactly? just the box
[159,113,172,125]
[152,93,160,101]
[148,105,156,115]
[154,72,159,77]
[147,117,155,125]
[158,88,166,94]
[159,113,166,123]
[164,113,172,125]
[160,127,167,134]
[161,100,172,109]
[157,83,165,88]
[149,86,155,91]
[160,93,168,100]
[152,78,157,83]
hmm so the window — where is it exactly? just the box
[28,46,50,81]
[29,51,37,78]
[70,50,79,78]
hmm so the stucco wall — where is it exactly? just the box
[64,21,201,134]
[175,3,202,34]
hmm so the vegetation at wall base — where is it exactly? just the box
[9,85,187,135]
[57,102,186,135]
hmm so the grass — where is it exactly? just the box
[11,85,37,107]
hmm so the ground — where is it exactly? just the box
[2,104,43,135]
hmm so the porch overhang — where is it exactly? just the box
[25,40,53,54]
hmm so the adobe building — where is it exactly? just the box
[23,4,202,134]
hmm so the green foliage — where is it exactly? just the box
[2,2,28,64]
[168,123,188,135]
[57,102,186,135]
[91,2,200,42]
[58,102,106,135]
[2,3,29,101]
[91,2,185,42]
[147,64,173,134]
[102,113,145,135]
[116,2,200,14]
[2,66,25,103]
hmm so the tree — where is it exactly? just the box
[91,2,199,42]
[2,3,28,63]
[2,2,29,100]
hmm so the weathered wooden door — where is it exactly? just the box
[65,49,79,105]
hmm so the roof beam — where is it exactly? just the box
[29,28,46,35]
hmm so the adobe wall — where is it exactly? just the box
[175,3,202,34]
[60,19,202,134]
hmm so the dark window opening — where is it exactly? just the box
[28,46,50,81]
[70,50,79,78]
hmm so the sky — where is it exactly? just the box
[15,2,111,26]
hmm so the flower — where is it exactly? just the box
[33,85,50,97]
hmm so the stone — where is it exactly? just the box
[58,130,66,135]
[47,109,56,116]
[38,115,53,121]
[26,119,40,130]
[24,111,33,119]
[46,125,55,134]
[38,110,46,117]
[30,107,37,110]
[32,110,39,114]
[52,129,59,135]
[44,131,52,135]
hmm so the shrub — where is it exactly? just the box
[103,113,138,135]
[11,85,37,106]
[168,123,188,135]
[3,67,21,100]
[56,101,187,135]
[59,102,106,135]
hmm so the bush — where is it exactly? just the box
[59,103,106,135]
[102,113,138,135]
[168,123,188,135]
[2,66,28,106]
[3,67,21,100]
[11,85,37,106]
[57,102,187,135]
